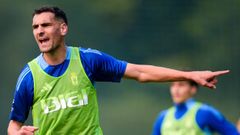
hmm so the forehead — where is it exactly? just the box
[32,12,56,24]
[171,81,190,86]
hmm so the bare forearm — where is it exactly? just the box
[8,120,22,135]
[124,63,229,89]
[8,120,38,135]
[139,65,191,82]
[124,64,190,82]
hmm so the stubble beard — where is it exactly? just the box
[39,43,61,54]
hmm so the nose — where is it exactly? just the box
[35,26,44,37]
[170,86,179,93]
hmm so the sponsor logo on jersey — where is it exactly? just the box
[41,90,88,114]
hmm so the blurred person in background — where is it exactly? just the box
[7,6,230,135]
[237,118,240,133]
[152,80,239,135]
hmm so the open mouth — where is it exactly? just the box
[39,38,50,44]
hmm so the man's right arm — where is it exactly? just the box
[8,65,36,134]
[152,110,167,135]
[8,120,22,135]
[8,120,38,135]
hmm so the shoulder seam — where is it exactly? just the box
[16,67,31,91]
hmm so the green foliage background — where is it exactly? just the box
[0,0,239,134]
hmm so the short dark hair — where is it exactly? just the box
[181,69,199,88]
[188,80,199,88]
[33,6,68,25]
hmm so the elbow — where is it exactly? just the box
[135,75,150,83]
[7,126,13,135]
[7,120,22,135]
[137,79,146,83]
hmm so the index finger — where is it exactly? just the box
[213,70,230,76]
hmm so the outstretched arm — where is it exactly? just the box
[8,120,38,135]
[124,63,229,89]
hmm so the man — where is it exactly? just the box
[237,118,240,133]
[8,6,229,135]
[152,80,239,135]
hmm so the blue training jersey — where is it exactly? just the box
[10,46,127,123]
[152,99,239,135]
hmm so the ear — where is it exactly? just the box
[60,23,68,36]
[190,86,197,96]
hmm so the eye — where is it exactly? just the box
[41,23,51,27]
[32,25,38,29]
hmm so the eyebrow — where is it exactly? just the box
[32,22,52,29]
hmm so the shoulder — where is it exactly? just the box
[16,65,33,91]
[196,103,224,129]
[159,110,168,119]
[11,65,34,123]
[79,47,127,79]
[152,110,168,135]
[79,47,110,66]
[80,47,103,56]
[79,47,126,63]
[197,104,223,120]
[197,104,239,134]
[155,110,168,125]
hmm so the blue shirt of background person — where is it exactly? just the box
[152,81,239,135]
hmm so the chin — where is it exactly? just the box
[39,48,51,53]
[173,99,183,104]
[38,45,51,52]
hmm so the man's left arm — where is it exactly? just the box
[197,105,239,134]
[80,48,229,89]
[124,63,229,89]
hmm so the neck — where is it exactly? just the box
[43,44,67,65]
[175,102,187,110]
[173,98,194,119]
[175,98,194,109]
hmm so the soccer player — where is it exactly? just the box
[237,118,240,133]
[152,80,239,135]
[8,6,229,135]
